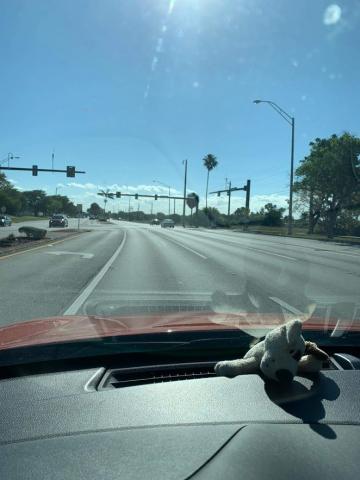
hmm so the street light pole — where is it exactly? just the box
[289,116,295,235]
[253,99,295,235]
[182,159,187,227]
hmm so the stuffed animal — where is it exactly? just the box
[214,319,329,382]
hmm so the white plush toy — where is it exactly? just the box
[215,319,329,382]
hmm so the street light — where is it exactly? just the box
[253,99,295,235]
[153,180,171,215]
[0,152,20,167]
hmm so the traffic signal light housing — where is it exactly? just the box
[66,166,76,177]
[135,194,138,200]
[154,194,158,200]
[32,165,38,176]
[116,192,121,198]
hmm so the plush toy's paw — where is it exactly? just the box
[304,341,329,361]
[214,357,259,378]
[214,360,239,378]
[298,354,328,373]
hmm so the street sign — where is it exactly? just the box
[186,193,199,210]
[77,204,83,213]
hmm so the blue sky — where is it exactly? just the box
[1,0,360,214]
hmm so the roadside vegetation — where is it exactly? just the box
[0,173,79,218]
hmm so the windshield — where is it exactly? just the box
[0,1,359,363]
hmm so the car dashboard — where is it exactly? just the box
[0,354,359,479]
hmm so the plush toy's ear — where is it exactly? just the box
[286,319,302,344]
[265,324,286,348]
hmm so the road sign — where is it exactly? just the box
[77,204,83,213]
[186,193,199,210]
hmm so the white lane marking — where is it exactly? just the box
[269,297,304,316]
[63,232,127,316]
[329,251,360,258]
[158,235,207,259]
[46,251,94,259]
[250,247,297,261]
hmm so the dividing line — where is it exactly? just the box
[248,246,297,261]
[154,233,207,259]
[63,232,127,316]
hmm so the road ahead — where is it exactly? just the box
[0,221,359,327]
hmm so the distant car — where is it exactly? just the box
[0,215,12,227]
[49,214,68,228]
[89,215,97,220]
[161,219,175,228]
[150,218,160,225]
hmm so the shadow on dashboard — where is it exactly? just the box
[264,373,340,439]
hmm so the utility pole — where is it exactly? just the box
[182,159,187,227]
[173,198,176,214]
[227,180,232,216]
[128,197,131,221]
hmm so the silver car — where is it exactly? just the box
[161,219,175,228]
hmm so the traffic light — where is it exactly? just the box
[66,166,76,177]
[154,194,158,200]
[116,192,121,198]
[217,192,220,197]
[135,194,138,200]
[32,165,38,176]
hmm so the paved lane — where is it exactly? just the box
[0,226,124,324]
[69,223,360,324]
[1,221,359,327]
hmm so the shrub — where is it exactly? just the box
[18,226,47,240]
[0,234,17,247]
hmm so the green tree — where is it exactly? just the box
[203,154,218,208]
[0,173,23,215]
[260,203,285,227]
[87,202,103,216]
[21,190,47,216]
[294,133,360,238]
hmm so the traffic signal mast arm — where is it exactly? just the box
[108,192,188,200]
[0,165,85,177]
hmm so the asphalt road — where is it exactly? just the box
[0,220,359,327]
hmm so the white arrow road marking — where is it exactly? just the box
[46,251,94,259]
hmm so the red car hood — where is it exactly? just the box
[0,312,357,351]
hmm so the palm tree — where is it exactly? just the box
[97,189,114,216]
[203,154,218,208]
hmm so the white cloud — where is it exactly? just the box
[323,4,342,25]
[67,182,98,189]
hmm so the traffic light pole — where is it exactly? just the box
[210,179,251,216]
[227,180,232,216]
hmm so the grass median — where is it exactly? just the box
[232,225,360,245]
[11,216,46,223]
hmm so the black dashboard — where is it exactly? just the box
[1,357,359,479]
